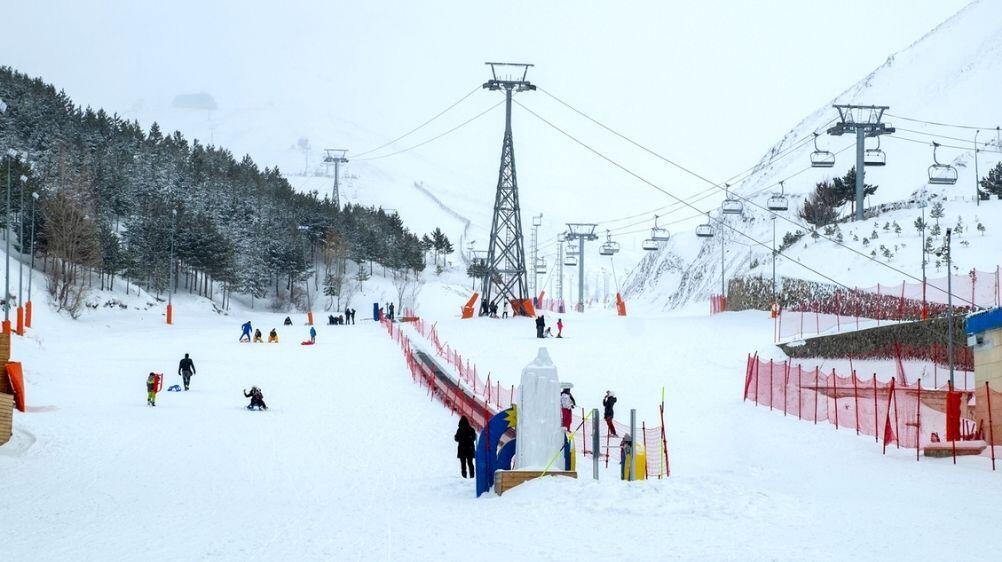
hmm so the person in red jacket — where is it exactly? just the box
[556,318,564,338]
[146,372,162,407]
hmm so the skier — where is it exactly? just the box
[454,416,477,479]
[309,325,317,343]
[146,372,162,407]
[284,316,293,326]
[559,385,576,431]
[603,390,618,437]
[239,321,252,342]
[268,328,279,343]
[535,315,545,339]
[177,353,196,391]
[244,386,267,411]
[388,302,395,321]
[556,318,564,338]
[253,328,264,343]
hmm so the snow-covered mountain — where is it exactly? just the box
[626,0,1002,309]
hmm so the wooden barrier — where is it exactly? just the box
[0,332,10,362]
[493,470,576,495]
[0,392,12,446]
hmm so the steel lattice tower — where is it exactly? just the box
[481,62,535,315]
[323,148,349,209]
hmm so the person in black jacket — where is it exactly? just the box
[535,315,546,339]
[178,353,196,391]
[244,386,267,410]
[603,390,618,437]
[454,416,477,478]
[284,316,293,326]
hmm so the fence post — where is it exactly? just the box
[798,366,803,421]
[813,366,819,424]
[872,374,879,443]
[769,359,774,411]
[592,408,600,480]
[916,380,922,462]
[581,407,588,456]
[642,421,650,479]
[754,358,760,405]
[783,361,789,416]
[852,370,860,435]
[831,368,839,430]
[986,382,996,471]
[630,409,637,481]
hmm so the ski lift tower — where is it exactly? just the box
[826,105,894,221]
[481,62,536,315]
[323,148,349,209]
[565,223,599,313]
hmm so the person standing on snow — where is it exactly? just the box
[620,433,633,480]
[309,325,317,343]
[603,390,618,437]
[388,302,395,321]
[454,416,477,478]
[535,315,545,339]
[244,386,267,410]
[560,386,576,431]
[502,300,509,319]
[240,321,252,342]
[146,372,161,406]
[178,353,196,391]
[556,318,564,338]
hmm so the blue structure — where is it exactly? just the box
[372,302,380,321]
[966,307,1002,336]
[474,406,517,497]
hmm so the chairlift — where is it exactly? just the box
[650,215,671,241]
[927,142,958,185]
[641,238,659,251]
[721,186,743,215]
[767,180,789,212]
[810,132,835,168]
[864,136,886,167]
[599,245,614,256]
[564,254,578,267]
[599,229,621,255]
[695,212,715,238]
[535,257,547,275]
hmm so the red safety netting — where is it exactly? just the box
[710,295,727,315]
[388,317,671,478]
[742,354,997,466]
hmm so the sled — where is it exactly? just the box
[167,384,182,392]
[5,362,25,412]
[300,340,315,346]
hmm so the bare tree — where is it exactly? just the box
[392,268,425,315]
[322,231,350,311]
[42,173,101,318]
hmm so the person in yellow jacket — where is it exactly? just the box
[253,328,264,343]
[268,328,279,343]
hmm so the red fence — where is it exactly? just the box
[395,317,671,478]
[710,295,727,315]
[743,354,999,467]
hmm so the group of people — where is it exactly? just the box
[240,321,315,344]
[452,387,620,477]
[478,300,508,318]
[534,315,564,339]
[328,308,356,325]
[145,352,267,411]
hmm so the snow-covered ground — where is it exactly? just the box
[3,284,1001,560]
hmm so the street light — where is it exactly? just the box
[16,174,26,334]
[26,191,37,328]
[167,208,177,325]
[4,148,17,332]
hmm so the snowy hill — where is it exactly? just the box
[626,0,1002,309]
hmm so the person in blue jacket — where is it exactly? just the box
[240,321,252,342]
[309,325,317,343]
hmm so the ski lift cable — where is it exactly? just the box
[885,133,1002,154]
[356,100,504,161]
[514,98,979,308]
[893,126,995,146]
[353,85,482,158]
[885,112,999,132]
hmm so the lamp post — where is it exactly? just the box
[944,228,954,388]
[918,194,928,319]
[974,129,981,207]
[167,208,176,325]
[4,148,17,332]
[16,174,26,334]
[26,191,37,328]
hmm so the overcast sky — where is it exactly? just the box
[0,0,973,227]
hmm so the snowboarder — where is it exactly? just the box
[603,391,618,437]
[177,353,196,391]
[560,386,576,431]
[284,316,293,326]
[455,416,477,478]
[244,386,267,410]
[146,372,162,406]
[309,325,317,343]
[268,328,279,343]
[388,302,395,321]
[240,321,252,342]
[556,318,564,338]
[535,315,545,339]
[253,328,264,343]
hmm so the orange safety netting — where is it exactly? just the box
[742,354,1001,466]
[390,317,671,477]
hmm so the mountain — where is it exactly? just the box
[625,0,1002,310]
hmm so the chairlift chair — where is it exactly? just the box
[810,132,835,168]
[928,142,958,185]
[767,180,789,211]
[649,215,671,241]
[599,245,614,256]
[864,136,886,167]
[563,255,578,267]
[600,230,621,255]
[535,257,547,274]
[641,238,659,251]
[695,212,715,238]
[721,187,743,215]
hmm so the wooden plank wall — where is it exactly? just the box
[0,392,13,445]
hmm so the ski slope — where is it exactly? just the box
[3,287,1002,560]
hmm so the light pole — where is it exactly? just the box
[974,129,981,206]
[918,194,928,319]
[4,148,17,332]
[16,174,26,334]
[944,228,954,388]
[771,215,777,302]
[167,208,176,325]
[26,191,37,328]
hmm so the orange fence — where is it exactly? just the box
[388,317,671,478]
[710,295,727,315]
[743,354,999,468]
